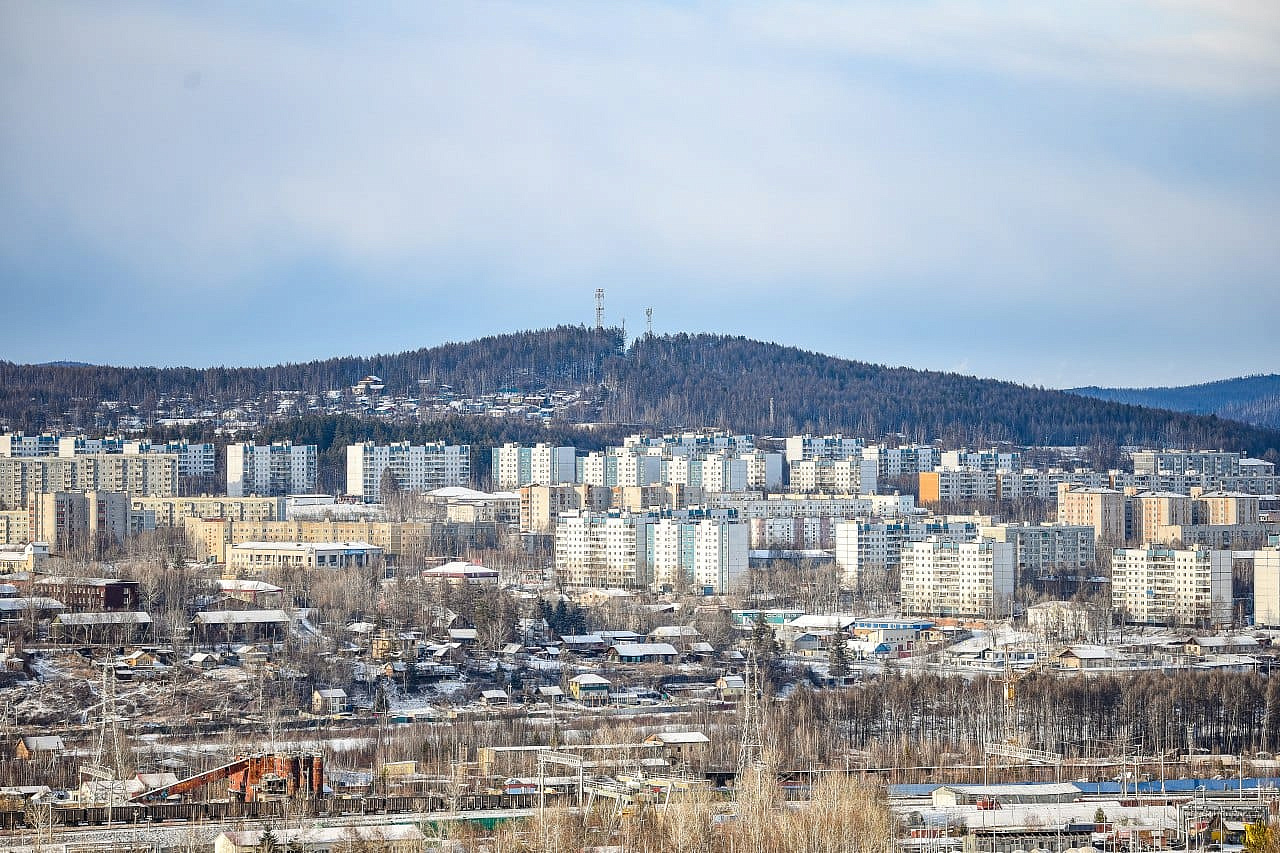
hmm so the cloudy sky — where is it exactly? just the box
[2,1,1277,388]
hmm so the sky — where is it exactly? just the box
[1,1,1277,389]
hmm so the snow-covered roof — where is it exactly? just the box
[611,642,678,657]
[192,609,290,625]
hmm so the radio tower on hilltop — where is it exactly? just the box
[737,649,765,774]
[595,288,605,330]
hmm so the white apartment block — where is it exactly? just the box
[491,443,577,489]
[623,431,756,455]
[346,441,470,501]
[662,454,748,493]
[1253,548,1280,627]
[0,454,178,507]
[647,515,749,594]
[577,450,663,488]
[708,493,915,520]
[0,433,60,457]
[227,442,318,498]
[862,445,938,480]
[899,538,1015,618]
[939,449,1022,472]
[132,495,284,527]
[788,459,878,494]
[918,469,998,504]
[123,440,216,479]
[784,434,863,463]
[554,511,648,588]
[1111,547,1232,626]
[979,523,1096,577]
[996,469,1110,501]
[1112,470,1280,496]
[835,518,980,589]
[1132,450,1252,477]
[737,450,784,490]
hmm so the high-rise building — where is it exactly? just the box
[1057,484,1125,543]
[0,455,178,507]
[491,443,577,490]
[1111,547,1232,626]
[345,441,470,501]
[899,538,1015,618]
[1253,548,1280,627]
[835,518,980,589]
[227,442,318,497]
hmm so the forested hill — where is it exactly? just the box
[1071,374,1280,431]
[3,326,1280,457]
[599,335,1280,455]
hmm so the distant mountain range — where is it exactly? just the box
[1071,374,1280,431]
[3,327,1279,456]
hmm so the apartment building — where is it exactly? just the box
[491,443,577,489]
[979,523,1096,577]
[861,445,938,481]
[186,517,497,563]
[577,450,663,488]
[345,441,470,501]
[918,469,998,504]
[623,431,757,455]
[1057,484,1126,543]
[1253,548,1280,627]
[996,469,1110,501]
[939,449,1022,472]
[789,459,877,494]
[662,453,748,493]
[226,442,318,497]
[898,538,1015,618]
[554,511,649,588]
[122,440,216,480]
[0,455,178,509]
[647,514,749,594]
[835,518,980,589]
[0,433,61,457]
[783,434,863,463]
[28,491,154,550]
[1132,450,1253,477]
[132,495,284,527]
[1111,547,1232,626]
[31,576,140,612]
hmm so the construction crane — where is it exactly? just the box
[984,654,1063,766]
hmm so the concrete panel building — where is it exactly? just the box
[491,443,577,490]
[346,441,470,501]
[226,442,317,497]
[1111,547,1232,626]
[899,538,1015,618]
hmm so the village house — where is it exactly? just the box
[643,731,711,767]
[191,609,290,647]
[568,673,611,705]
[311,688,349,715]
[15,736,64,761]
[609,642,678,665]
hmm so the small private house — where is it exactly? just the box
[537,685,565,704]
[15,736,64,761]
[716,674,746,700]
[191,609,290,646]
[311,688,349,715]
[187,652,220,670]
[481,689,510,707]
[568,673,611,705]
[647,625,701,650]
[1057,645,1127,670]
[643,731,711,766]
[609,642,678,665]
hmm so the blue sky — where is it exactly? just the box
[1,1,1277,388]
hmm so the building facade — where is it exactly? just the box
[898,538,1014,618]
[1111,547,1232,626]
[346,441,471,501]
[226,442,318,497]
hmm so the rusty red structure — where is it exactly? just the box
[130,752,325,803]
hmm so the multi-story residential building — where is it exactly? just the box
[647,514,749,594]
[1111,547,1232,626]
[188,517,495,563]
[226,541,383,576]
[939,449,1022,473]
[783,434,864,463]
[577,450,663,488]
[996,469,1110,501]
[899,538,1015,618]
[1254,548,1280,627]
[132,495,285,527]
[1132,450,1253,478]
[28,490,154,550]
[0,433,61,457]
[835,518,980,589]
[789,459,877,494]
[345,441,470,501]
[1057,484,1125,543]
[623,431,757,455]
[1195,491,1261,525]
[0,455,178,508]
[226,442,318,497]
[918,469,998,504]
[979,523,1096,578]
[57,436,125,456]
[491,443,577,490]
[861,444,938,481]
[122,440,216,481]
[554,511,648,588]
[1128,491,1194,543]
[736,449,784,490]
[662,453,748,493]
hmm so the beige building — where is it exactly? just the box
[132,495,284,527]
[899,537,1015,618]
[0,455,177,508]
[0,510,30,545]
[1057,484,1125,544]
[520,484,612,533]
[1111,547,1232,626]
[1253,548,1280,627]
[28,491,153,551]
[186,517,491,564]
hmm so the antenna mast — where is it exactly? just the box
[595,289,605,330]
[737,649,765,773]
[645,307,653,337]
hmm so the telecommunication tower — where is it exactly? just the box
[595,289,605,330]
